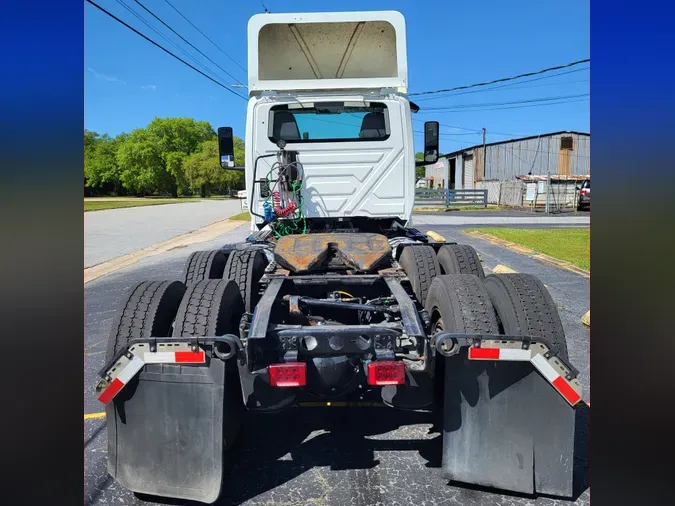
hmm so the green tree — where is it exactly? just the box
[85,131,128,195]
[414,152,426,181]
[183,137,245,196]
[116,117,215,197]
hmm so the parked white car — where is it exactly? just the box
[236,190,247,199]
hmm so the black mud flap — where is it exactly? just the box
[441,354,575,497]
[105,358,230,504]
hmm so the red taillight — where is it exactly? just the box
[269,363,306,387]
[367,361,406,386]
[580,189,589,195]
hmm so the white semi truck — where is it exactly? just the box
[96,11,582,503]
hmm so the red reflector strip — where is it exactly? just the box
[552,376,582,405]
[468,347,500,360]
[97,355,145,405]
[269,363,306,387]
[175,351,206,363]
[468,347,532,361]
[530,353,581,406]
[143,350,206,364]
[367,361,406,386]
[97,378,124,405]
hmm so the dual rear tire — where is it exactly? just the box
[182,248,269,312]
[424,272,568,357]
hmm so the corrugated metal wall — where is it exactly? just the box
[424,158,449,187]
[479,133,590,180]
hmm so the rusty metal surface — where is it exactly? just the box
[274,233,392,273]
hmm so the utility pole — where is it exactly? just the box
[545,170,551,214]
[482,128,487,179]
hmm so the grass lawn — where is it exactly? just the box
[468,228,590,270]
[228,211,251,221]
[83,195,237,212]
[84,198,202,212]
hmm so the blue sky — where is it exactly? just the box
[85,0,589,152]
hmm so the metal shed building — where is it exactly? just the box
[426,131,590,189]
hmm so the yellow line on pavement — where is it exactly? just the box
[85,412,106,420]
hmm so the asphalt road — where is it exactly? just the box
[412,213,590,227]
[84,199,245,268]
[85,221,589,506]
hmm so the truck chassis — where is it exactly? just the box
[97,225,582,503]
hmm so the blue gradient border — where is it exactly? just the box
[0,2,83,504]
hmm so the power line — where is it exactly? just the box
[114,0,225,86]
[131,0,245,86]
[414,67,589,102]
[86,0,247,100]
[162,0,247,74]
[412,118,529,138]
[421,93,589,111]
[418,97,589,114]
[415,76,588,103]
[409,59,590,97]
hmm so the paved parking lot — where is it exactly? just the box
[85,221,589,506]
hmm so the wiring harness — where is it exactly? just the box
[263,157,307,237]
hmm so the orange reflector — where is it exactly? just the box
[367,361,406,386]
[269,363,307,387]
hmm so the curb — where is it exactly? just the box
[581,310,590,327]
[465,230,590,278]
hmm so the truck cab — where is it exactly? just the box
[219,11,438,232]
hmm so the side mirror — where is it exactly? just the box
[217,127,244,171]
[424,121,439,164]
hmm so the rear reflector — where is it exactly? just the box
[367,361,406,386]
[530,354,582,406]
[143,350,205,364]
[97,355,145,405]
[468,347,532,361]
[269,363,306,387]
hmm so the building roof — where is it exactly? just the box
[440,130,590,159]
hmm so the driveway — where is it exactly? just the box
[85,223,589,506]
[84,199,244,268]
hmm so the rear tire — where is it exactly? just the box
[483,273,568,361]
[106,280,186,361]
[425,274,499,334]
[437,244,485,278]
[223,249,269,313]
[399,245,440,306]
[173,279,245,338]
[172,279,246,454]
[182,250,228,285]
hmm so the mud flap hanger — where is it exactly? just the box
[95,335,243,406]
[431,331,583,407]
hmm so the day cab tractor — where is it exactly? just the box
[96,11,584,504]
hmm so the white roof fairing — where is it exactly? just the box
[247,11,408,94]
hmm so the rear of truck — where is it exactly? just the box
[95,11,584,504]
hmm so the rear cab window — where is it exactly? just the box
[268,101,390,144]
